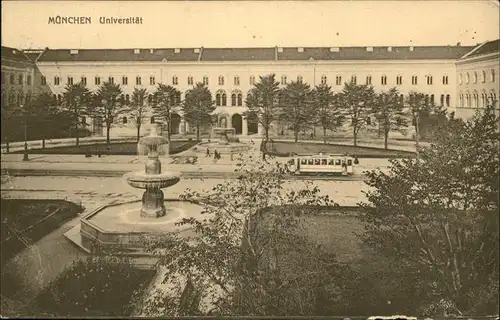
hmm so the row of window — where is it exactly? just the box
[2,73,33,86]
[215,90,243,107]
[458,92,497,108]
[459,70,496,85]
[43,74,451,87]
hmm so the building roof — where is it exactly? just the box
[465,39,500,58]
[34,44,479,63]
[277,46,474,61]
[1,46,32,62]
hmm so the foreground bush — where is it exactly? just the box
[35,255,156,317]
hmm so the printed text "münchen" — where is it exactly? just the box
[48,16,144,24]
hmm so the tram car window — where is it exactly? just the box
[314,159,320,165]
[308,159,314,165]
[347,159,352,166]
[328,159,334,165]
[301,159,307,165]
[321,159,327,165]
[335,159,341,165]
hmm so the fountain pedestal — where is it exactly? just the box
[141,188,166,218]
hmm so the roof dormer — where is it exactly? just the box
[298,47,304,53]
[134,49,140,54]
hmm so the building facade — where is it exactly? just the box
[3,41,499,138]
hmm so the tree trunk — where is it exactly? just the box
[6,139,9,153]
[75,122,79,146]
[294,130,299,143]
[106,125,111,145]
[196,125,200,142]
[323,127,327,144]
[353,128,357,147]
[384,130,389,150]
[42,138,45,149]
[136,125,141,142]
[264,127,269,142]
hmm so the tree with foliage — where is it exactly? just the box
[182,83,214,141]
[338,83,376,146]
[279,81,314,142]
[61,82,92,146]
[1,89,15,152]
[138,154,350,316]
[244,74,281,144]
[407,91,448,150]
[30,92,61,148]
[152,84,182,147]
[129,87,149,142]
[89,81,128,145]
[373,88,408,149]
[359,104,499,316]
[312,84,344,144]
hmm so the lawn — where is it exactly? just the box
[0,199,83,266]
[13,139,199,156]
[267,141,416,158]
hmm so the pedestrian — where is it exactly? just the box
[354,156,359,165]
[206,147,211,158]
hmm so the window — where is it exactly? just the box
[18,75,23,85]
[366,76,372,85]
[125,94,130,104]
[314,159,320,165]
[222,93,227,106]
[321,159,327,165]
[473,72,478,84]
[122,116,127,124]
[27,75,31,86]
[81,77,87,86]
[442,75,448,85]
[328,159,334,165]
[491,70,496,83]
[473,93,479,108]
[335,76,342,85]
[440,94,445,106]
[136,76,141,85]
[41,76,47,85]
[335,159,341,165]
[54,76,60,85]
[308,159,313,165]
[430,94,435,104]
[67,77,73,85]
[459,74,463,85]
[321,76,327,85]
[381,76,387,85]
[237,93,242,106]
[122,76,128,85]
[250,76,255,85]
[351,76,357,85]
[231,93,236,106]
[175,91,181,104]
[10,74,14,84]
[301,159,307,165]
[234,76,240,86]
[216,90,226,106]
[150,116,155,124]
[218,76,224,85]
[297,75,303,83]
[95,76,101,85]
[187,76,193,85]
[482,71,486,83]
[426,75,433,85]
[150,76,155,85]
[396,76,403,85]
[148,94,153,105]
[465,73,470,84]
[412,76,418,85]
[109,77,114,84]
[281,76,287,85]
[203,76,209,85]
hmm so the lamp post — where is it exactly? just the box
[21,103,29,161]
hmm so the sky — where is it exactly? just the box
[1,0,499,49]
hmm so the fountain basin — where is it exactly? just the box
[80,199,204,254]
[124,171,180,189]
[196,142,251,154]
[139,135,168,146]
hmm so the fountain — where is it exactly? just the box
[193,127,251,155]
[66,125,204,254]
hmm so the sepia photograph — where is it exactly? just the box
[1,0,499,318]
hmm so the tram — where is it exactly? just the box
[286,153,356,176]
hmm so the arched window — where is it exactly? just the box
[440,94,445,106]
[430,94,435,105]
[237,93,242,106]
[473,72,478,84]
[53,94,57,104]
[222,93,227,106]
[459,94,463,108]
[491,70,496,83]
[399,94,404,105]
[218,76,224,85]
[175,91,181,104]
[150,116,155,124]
[459,73,463,85]
[203,76,209,85]
[297,75,303,83]
[231,93,236,106]
[482,71,486,83]
[321,76,327,85]
[425,94,429,104]
[216,93,221,106]
[122,116,127,124]
[466,93,471,107]
[466,73,470,84]
[125,94,130,104]
[473,92,478,108]
[446,94,450,107]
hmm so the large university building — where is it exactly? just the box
[1,39,499,137]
